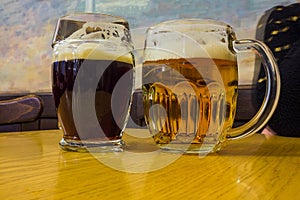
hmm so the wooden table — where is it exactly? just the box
[1,129,299,200]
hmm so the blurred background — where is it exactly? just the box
[0,0,296,93]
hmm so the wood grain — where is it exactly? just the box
[0,129,299,200]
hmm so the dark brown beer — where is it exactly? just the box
[52,58,133,142]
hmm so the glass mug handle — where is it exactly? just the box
[227,39,281,140]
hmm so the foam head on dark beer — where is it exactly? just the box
[53,22,133,64]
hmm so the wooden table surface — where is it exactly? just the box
[1,129,299,200]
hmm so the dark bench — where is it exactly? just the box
[0,85,257,132]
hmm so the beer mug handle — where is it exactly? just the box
[227,39,280,140]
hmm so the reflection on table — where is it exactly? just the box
[0,128,299,200]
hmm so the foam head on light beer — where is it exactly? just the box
[142,19,238,153]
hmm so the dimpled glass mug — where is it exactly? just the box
[142,19,280,154]
[51,13,134,152]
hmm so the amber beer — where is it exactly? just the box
[142,57,238,148]
[143,19,280,154]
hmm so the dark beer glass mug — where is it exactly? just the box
[142,19,280,154]
[51,13,134,152]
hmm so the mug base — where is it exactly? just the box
[59,138,124,153]
[157,142,222,155]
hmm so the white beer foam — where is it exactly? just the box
[53,22,133,63]
[67,22,127,41]
[53,42,133,63]
[144,20,236,61]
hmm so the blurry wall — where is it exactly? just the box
[0,0,296,93]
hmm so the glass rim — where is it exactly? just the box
[58,12,128,23]
[147,18,233,32]
[51,12,130,47]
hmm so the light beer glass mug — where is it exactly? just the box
[51,13,134,152]
[142,19,280,154]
